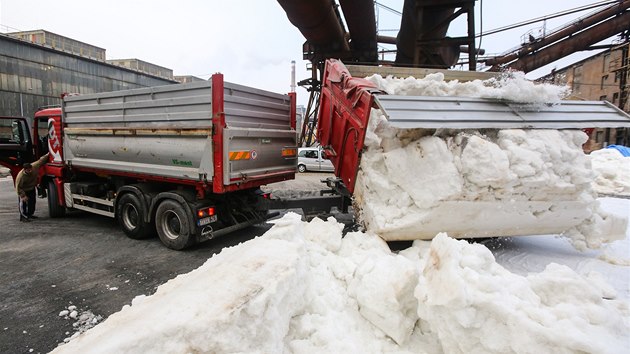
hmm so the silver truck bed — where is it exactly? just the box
[63,80,296,184]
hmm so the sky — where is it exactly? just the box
[0,0,620,106]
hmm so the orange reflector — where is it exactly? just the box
[282,147,297,157]
[197,210,205,218]
[229,151,251,161]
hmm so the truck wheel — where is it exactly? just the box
[155,199,194,250]
[298,164,306,173]
[116,193,154,240]
[48,181,66,218]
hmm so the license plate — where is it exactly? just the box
[198,215,217,226]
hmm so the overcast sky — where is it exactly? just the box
[0,0,617,105]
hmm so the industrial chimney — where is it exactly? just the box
[291,60,296,93]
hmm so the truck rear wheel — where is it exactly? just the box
[47,181,66,218]
[155,199,194,250]
[117,193,154,240]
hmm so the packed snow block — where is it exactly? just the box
[416,233,630,354]
[349,252,419,345]
[51,236,308,354]
[354,73,629,246]
[339,232,420,345]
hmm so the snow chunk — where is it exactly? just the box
[591,148,630,196]
[416,234,629,353]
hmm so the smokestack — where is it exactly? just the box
[291,60,296,93]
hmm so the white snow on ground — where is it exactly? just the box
[590,148,630,196]
[52,204,630,353]
[355,73,628,249]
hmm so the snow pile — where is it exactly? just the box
[51,214,629,353]
[355,74,627,249]
[590,148,630,196]
[366,70,570,103]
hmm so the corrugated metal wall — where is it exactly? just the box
[0,34,176,121]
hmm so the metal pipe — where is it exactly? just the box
[277,0,350,53]
[339,0,378,62]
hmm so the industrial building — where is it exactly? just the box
[0,30,178,120]
[541,42,630,148]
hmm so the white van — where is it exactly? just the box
[297,146,334,173]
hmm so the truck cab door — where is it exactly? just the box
[0,117,33,180]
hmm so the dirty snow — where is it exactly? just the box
[355,73,628,249]
[57,305,102,343]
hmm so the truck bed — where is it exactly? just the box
[62,77,297,192]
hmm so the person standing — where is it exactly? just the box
[15,153,49,222]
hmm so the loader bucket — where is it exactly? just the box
[317,59,630,242]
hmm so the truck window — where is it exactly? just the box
[0,119,24,144]
[36,118,50,154]
[0,120,13,143]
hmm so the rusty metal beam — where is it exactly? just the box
[508,10,630,73]
[486,0,630,67]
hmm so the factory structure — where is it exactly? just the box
[0,29,202,120]
[541,42,630,148]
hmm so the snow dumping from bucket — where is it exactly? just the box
[50,214,630,353]
[354,73,628,249]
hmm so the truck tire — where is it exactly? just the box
[116,193,154,240]
[155,199,194,250]
[298,164,306,173]
[48,181,66,218]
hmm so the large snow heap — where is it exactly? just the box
[354,72,628,249]
[52,213,630,353]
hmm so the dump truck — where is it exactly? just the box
[0,74,298,249]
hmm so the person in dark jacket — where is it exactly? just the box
[15,153,49,222]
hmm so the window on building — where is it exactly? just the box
[573,65,583,93]
[599,95,607,101]
[603,53,611,73]
[600,75,608,89]
[613,92,619,103]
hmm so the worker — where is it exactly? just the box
[16,153,49,222]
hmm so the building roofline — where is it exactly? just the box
[7,29,107,51]
[0,32,178,83]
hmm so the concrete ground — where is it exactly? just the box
[0,171,333,353]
